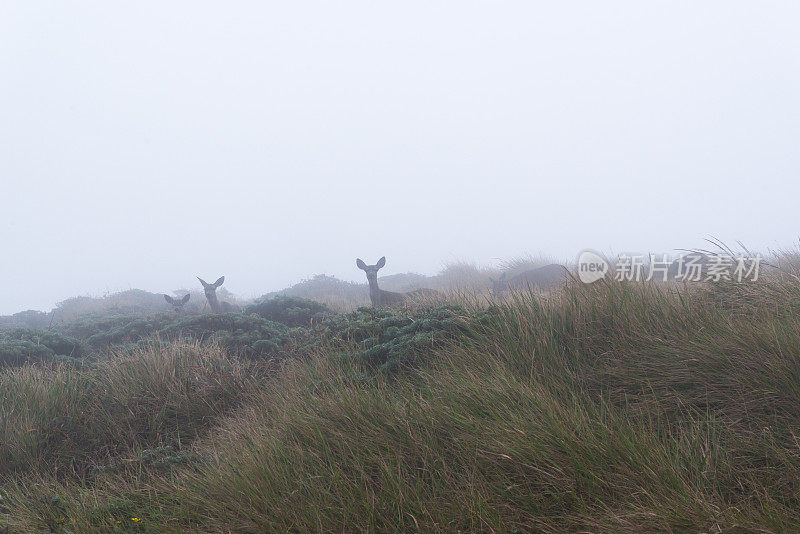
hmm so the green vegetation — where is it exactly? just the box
[50,289,222,323]
[1,280,800,532]
[162,313,298,359]
[0,310,51,331]
[58,313,176,348]
[55,311,298,360]
[246,295,330,327]
[0,329,85,367]
[325,305,482,373]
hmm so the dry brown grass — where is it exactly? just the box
[3,267,800,532]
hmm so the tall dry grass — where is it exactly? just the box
[0,339,259,480]
[3,274,800,532]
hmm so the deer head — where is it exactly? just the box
[197,276,225,292]
[197,276,225,312]
[164,293,191,310]
[356,256,386,286]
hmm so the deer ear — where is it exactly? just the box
[213,276,225,287]
[197,277,209,288]
[376,256,386,269]
[181,294,191,304]
[356,259,367,270]
[164,295,175,304]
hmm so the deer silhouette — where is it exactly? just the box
[164,293,190,311]
[356,256,439,307]
[197,276,240,313]
[491,264,569,296]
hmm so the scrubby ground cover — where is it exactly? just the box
[1,279,800,532]
[0,330,86,367]
[0,297,339,369]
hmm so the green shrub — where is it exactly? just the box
[0,309,51,331]
[58,313,174,348]
[162,314,297,359]
[56,313,298,359]
[324,306,474,372]
[0,329,85,367]
[245,296,331,327]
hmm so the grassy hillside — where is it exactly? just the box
[0,257,552,328]
[265,260,533,311]
[1,273,800,532]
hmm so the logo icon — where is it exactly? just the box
[577,250,609,283]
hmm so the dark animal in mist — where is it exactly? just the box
[163,293,190,311]
[492,264,569,296]
[356,257,439,307]
[197,276,240,313]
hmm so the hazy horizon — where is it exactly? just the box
[3,2,799,314]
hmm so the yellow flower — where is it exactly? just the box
[131,517,141,522]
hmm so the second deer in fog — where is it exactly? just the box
[197,276,240,313]
[357,256,438,307]
[492,264,569,296]
[164,293,190,311]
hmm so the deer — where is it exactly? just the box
[163,293,190,311]
[491,264,569,296]
[197,276,240,313]
[356,256,439,307]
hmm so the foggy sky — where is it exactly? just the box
[2,2,799,314]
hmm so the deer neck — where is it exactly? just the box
[366,275,382,305]
[205,290,221,313]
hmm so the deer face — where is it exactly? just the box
[164,293,191,309]
[197,276,225,297]
[356,256,386,283]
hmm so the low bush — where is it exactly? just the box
[246,295,331,327]
[60,313,175,348]
[0,329,85,367]
[324,305,480,372]
[162,313,299,359]
[58,312,300,359]
[0,310,51,331]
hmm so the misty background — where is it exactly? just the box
[1,2,799,315]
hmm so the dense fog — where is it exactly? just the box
[2,1,799,314]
